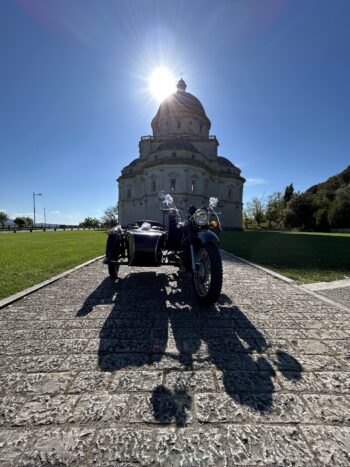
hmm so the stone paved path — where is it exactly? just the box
[0,253,349,465]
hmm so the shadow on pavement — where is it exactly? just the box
[76,270,303,423]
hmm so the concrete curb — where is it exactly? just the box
[301,278,350,291]
[220,250,296,284]
[0,256,105,310]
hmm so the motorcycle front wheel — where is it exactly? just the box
[193,243,223,305]
[108,262,119,280]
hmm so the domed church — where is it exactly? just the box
[118,79,245,229]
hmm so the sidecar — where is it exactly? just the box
[105,218,179,278]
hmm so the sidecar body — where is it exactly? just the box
[105,220,170,268]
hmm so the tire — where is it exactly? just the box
[108,262,119,280]
[193,243,223,305]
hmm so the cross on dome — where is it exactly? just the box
[177,78,187,92]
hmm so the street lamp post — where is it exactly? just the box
[44,207,46,228]
[33,192,42,227]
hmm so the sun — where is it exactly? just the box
[149,67,176,102]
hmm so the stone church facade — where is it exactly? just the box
[118,79,245,229]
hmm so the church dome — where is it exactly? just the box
[151,79,211,139]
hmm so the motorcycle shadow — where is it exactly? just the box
[76,269,303,422]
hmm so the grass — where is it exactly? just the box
[0,231,106,300]
[221,230,350,284]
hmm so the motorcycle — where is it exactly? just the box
[104,193,223,304]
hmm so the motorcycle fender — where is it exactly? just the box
[196,230,220,247]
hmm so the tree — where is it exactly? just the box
[283,183,294,205]
[245,197,266,227]
[0,211,8,227]
[101,205,118,227]
[265,192,284,228]
[81,217,100,228]
[284,192,315,229]
[328,199,350,228]
[24,216,34,226]
[14,217,26,227]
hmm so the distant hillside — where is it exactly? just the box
[306,166,350,199]
[301,166,350,229]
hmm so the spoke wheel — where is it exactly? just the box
[108,262,119,280]
[193,243,222,304]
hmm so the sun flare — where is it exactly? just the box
[149,67,176,102]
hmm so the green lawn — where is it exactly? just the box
[0,231,106,300]
[221,230,350,284]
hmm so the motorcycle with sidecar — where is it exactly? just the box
[104,193,223,304]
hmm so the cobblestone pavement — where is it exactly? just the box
[0,253,349,465]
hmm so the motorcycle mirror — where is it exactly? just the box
[158,190,166,201]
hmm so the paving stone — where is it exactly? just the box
[195,393,251,423]
[69,394,128,424]
[305,329,350,340]
[0,373,19,393]
[92,428,155,464]
[301,425,350,466]
[110,370,163,392]
[59,354,99,371]
[277,371,350,393]
[13,395,79,426]
[11,372,73,395]
[225,424,315,465]
[67,371,112,394]
[289,339,332,355]
[240,393,315,424]
[124,390,193,425]
[215,370,282,394]
[0,396,26,426]
[165,370,216,392]
[20,427,95,466]
[303,394,350,424]
[154,427,227,465]
[9,355,65,373]
[0,429,31,465]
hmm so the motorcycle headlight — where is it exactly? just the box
[193,209,209,226]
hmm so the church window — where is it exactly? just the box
[155,155,158,160]
[127,188,131,199]
[177,120,181,129]
[170,178,176,191]
[191,180,196,192]
[172,152,177,158]
[228,189,233,200]
[192,154,195,160]
[200,124,203,133]
[151,179,156,192]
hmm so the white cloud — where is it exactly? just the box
[0,209,7,213]
[50,211,61,215]
[246,178,268,186]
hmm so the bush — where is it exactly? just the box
[328,200,350,228]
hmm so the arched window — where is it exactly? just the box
[228,189,232,200]
[172,152,177,158]
[127,188,131,199]
[191,180,196,192]
[170,178,176,191]
[177,120,181,129]
[151,179,156,192]
[192,154,195,160]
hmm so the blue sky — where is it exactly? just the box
[0,0,349,225]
